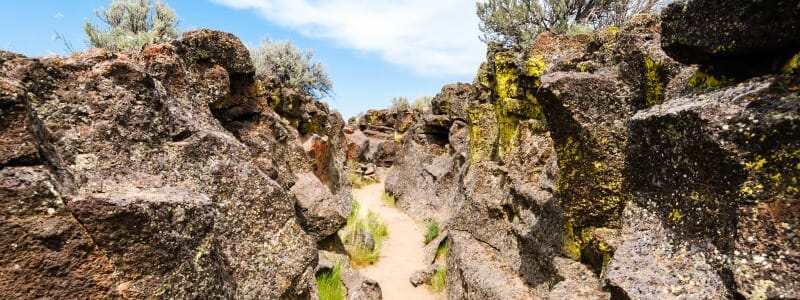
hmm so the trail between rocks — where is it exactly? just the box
[354,181,441,300]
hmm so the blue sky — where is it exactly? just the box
[0,0,485,118]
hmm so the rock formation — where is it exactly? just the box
[388,3,798,299]
[3,0,798,298]
[0,29,355,299]
[345,109,420,167]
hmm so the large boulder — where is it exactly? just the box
[661,0,800,74]
[619,75,799,299]
[0,30,351,298]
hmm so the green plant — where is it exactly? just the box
[251,38,332,99]
[339,200,389,267]
[83,0,181,53]
[435,239,449,261]
[316,262,345,300]
[391,96,409,110]
[381,191,396,206]
[476,0,660,49]
[412,96,432,109]
[424,220,440,244]
[430,268,446,292]
[349,172,379,189]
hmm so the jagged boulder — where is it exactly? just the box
[431,83,474,120]
[617,75,800,299]
[661,0,800,75]
[0,30,351,299]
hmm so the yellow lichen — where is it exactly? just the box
[494,53,518,98]
[644,57,665,107]
[745,158,768,171]
[562,224,582,261]
[467,103,497,163]
[525,55,547,79]
[668,209,683,222]
[782,53,799,75]
[687,69,735,88]
[607,26,618,36]
[689,192,700,202]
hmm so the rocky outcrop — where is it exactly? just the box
[384,87,470,223]
[0,29,352,298]
[661,0,800,76]
[388,5,798,299]
[345,109,420,167]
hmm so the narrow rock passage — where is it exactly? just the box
[354,180,441,300]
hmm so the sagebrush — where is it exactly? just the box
[476,0,666,49]
[83,0,180,53]
[412,96,432,109]
[251,38,333,99]
[391,96,409,110]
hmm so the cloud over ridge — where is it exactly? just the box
[211,0,485,76]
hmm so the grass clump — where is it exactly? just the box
[316,262,345,300]
[429,267,446,292]
[435,239,449,261]
[423,219,440,244]
[381,191,396,206]
[340,200,388,267]
[348,173,379,189]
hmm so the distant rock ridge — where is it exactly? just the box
[387,3,798,299]
[344,108,421,168]
[0,29,355,299]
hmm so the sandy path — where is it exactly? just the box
[354,181,441,300]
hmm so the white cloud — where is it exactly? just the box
[210,0,485,76]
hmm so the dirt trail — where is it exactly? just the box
[354,181,441,300]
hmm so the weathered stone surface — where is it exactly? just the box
[410,264,444,287]
[447,231,540,299]
[431,83,474,120]
[0,167,115,299]
[0,29,351,299]
[661,0,800,69]
[625,75,799,299]
[292,172,350,242]
[0,77,38,166]
[605,203,727,300]
[178,29,255,75]
[548,257,609,300]
[341,267,382,300]
[385,124,466,222]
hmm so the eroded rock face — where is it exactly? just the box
[661,0,800,72]
[345,109,420,167]
[389,8,799,299]
[0,29,351,299]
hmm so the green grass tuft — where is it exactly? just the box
[348,173,379,189]
[317,262,345,300]
[424,219,440,244]
[339,200,388,267]
[381,191,396,206]
[429,267,446,292]
[435,239,449,261]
